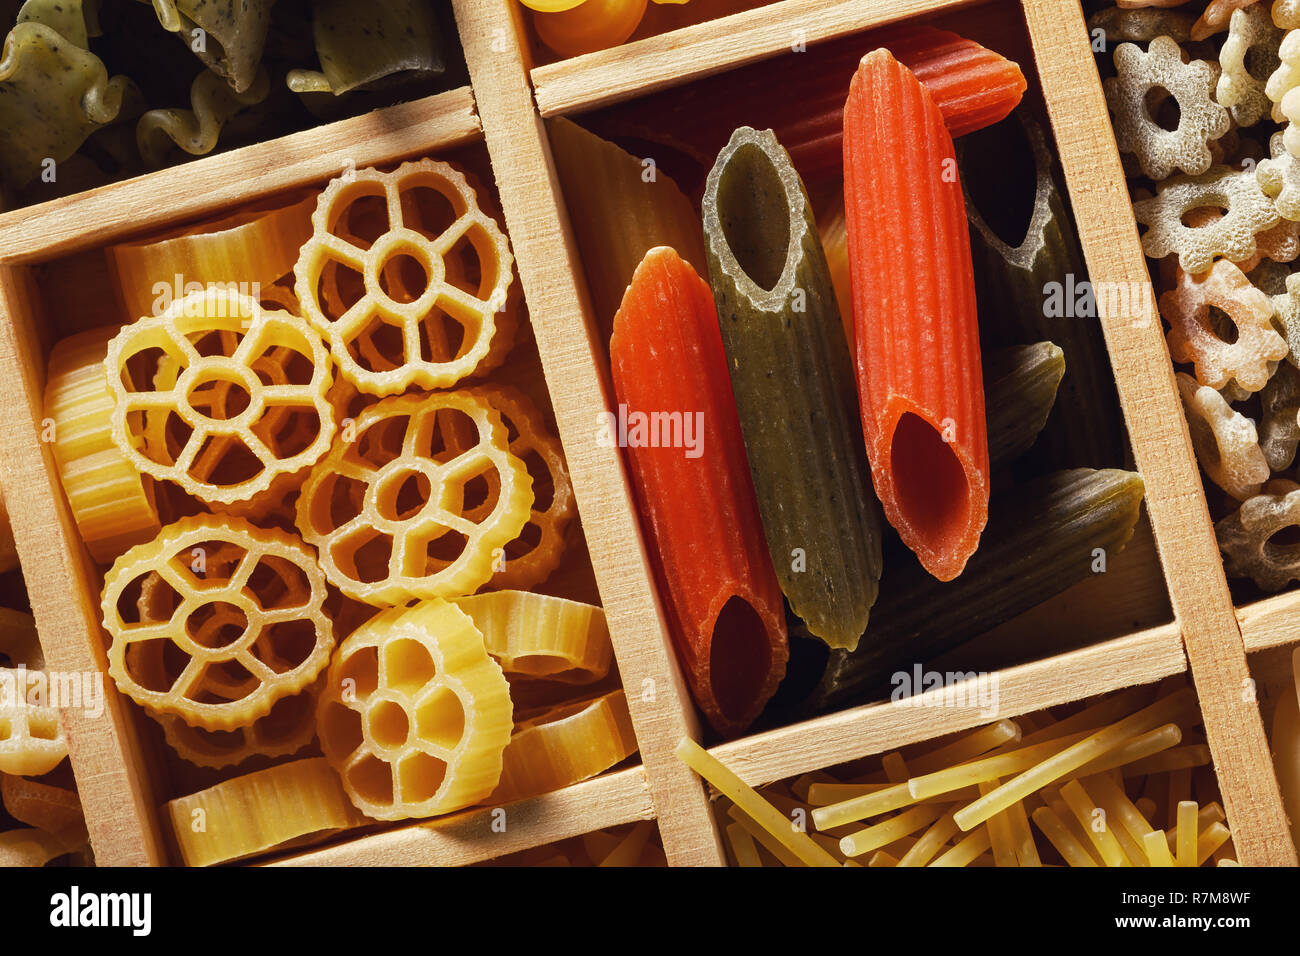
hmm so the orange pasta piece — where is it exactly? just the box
[843,50,990,581]
[610,247,787,736]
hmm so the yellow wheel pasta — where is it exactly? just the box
[316,599,513,821]
[157,682,320,769]
[294,159,517,396]
[100,515,335,731]
[0,668,68,776]
[107,193,316,323]
[466,383,575,590]
[105,288,335,506]
[490,689,638,804]
[452,590,612,684]
[45,326,161,564]
[166,757,366,867]
[295,391,533,605]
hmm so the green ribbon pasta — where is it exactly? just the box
[287,0,443,96]
[136,67,269,165]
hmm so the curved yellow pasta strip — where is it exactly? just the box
[45,326,161,564]
[166,757,366,866]
[316,599,513,821]
[489,689,638,804]
[452,590,612,684]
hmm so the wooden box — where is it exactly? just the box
[0,0,1295,866]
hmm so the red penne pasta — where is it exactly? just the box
[585,24,1026,190]
[844,50,990,581]
[610,247,788,736]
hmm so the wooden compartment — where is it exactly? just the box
[0,0,1295,866]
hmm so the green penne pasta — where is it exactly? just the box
[701,126,883,652]
[985,342,1066,470]
[960,107,1126,469]
[807,467,1145,713]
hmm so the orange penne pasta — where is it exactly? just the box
[843,50,990,581]
[610,247,787,735]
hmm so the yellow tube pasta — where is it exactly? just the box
[45,326,161,564]
[452,590,612,684]
[930,827,992,867]
[108,193,316,323]
[1032,804,1099,867]
[167,757,367,866]
[490,689,637,804]
[548,117,708,340]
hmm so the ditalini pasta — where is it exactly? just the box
[610,247,788,734]
[549,118,708,340]
[960,109,1127,469]
[587,24,1026,187]
[702,127,882,652]
[844,50,989,581]
[810,468,1146,713]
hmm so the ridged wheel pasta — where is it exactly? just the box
[44,326,161,564]
[316,599,513,821]
[465,384,575,590]
[157,682,320,769]
[100,516,334,731]
[295,390,533,605]
[0,668,68,776]
[294,159,516,396]
[105,288,335,506]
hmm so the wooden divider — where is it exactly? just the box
[451,0,727,865]
[1022,0,1296,866]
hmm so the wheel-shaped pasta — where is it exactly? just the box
[294,159,516,396]
[294,391,533,605]
[105,288,335,506]
[100,516,334,731]
[316,599,513,820]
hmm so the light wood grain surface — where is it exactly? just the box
[452,0,727,866]
[1023,0,1297,866]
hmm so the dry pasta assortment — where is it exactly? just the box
[0,0,464,210]
[679,678,1238,867]
[562,20,1144,743]
[35,151,644,866]
[1091,0,1300,597]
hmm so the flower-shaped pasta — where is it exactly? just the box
[1161,259,1286,391]
[316,599,513,820]
[294,159,516,396]
[157,682,320,769]
[1177,372,1269,500]
[1260,362,1300,470]
[0,670,67,776]
[1135,165,1280,273]
[105,289,335,506]
[1267,28,1300,150]
[1216,481,1300,589]
[1257,130,1300,219]
[295,391,533,605]
[1218,4,1282,126]
[1105,37,1229,180]
[100,516,334,731]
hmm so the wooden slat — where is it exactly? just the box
[0,265,165,865]
[271,767,653,867]
[1240,592,1300,654]
[452,0,726,865]
[1022,0,1297,866]
[0,88,479,266]
[711,624,1186,789]
[531,0,982,116]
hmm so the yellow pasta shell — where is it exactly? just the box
[166,757,366,866]
[45,326,161,564]
[316,599,513,821]
[452,590,612,684]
